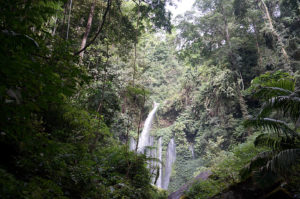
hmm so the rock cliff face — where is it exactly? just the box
[168,171,212,199]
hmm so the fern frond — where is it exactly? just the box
[273,96,300,122]
[265,78,295,91]
[266,149,300,175]
[244,75,300,183]
[244,117,297,137]
[254,133,296,150]
[254,86,293,100]
[259,95,300,122]
[240,151,274,180]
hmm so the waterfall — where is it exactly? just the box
[129,137,136,151]
[189,143,195,159]
[137,102,159,153]
[162,138,176,189]
[147,136,154,166]
[133,102,167,189]
[156,137,163,188]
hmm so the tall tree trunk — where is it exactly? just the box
[52,15,58,36]
[80,0,96,59]
[236,81,249,119]
[66,0,73,40]
[60,3,68,37]
[133,0,141,86]
[133,43,137,86]
[251,19,263,68]
[75,0,111,56]
[260,0,291,72]
[135,90,146,152]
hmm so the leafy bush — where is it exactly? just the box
[185,135,266,199]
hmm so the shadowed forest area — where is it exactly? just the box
[0,0,299,198]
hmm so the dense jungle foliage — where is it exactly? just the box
[0,0,299,198]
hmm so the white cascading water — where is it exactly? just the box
[147,136,154,167]
[156,137,163,188]
[162,138,176,189]
[129,137,136,151]
[189,143,195,159]
[137,102,159,153]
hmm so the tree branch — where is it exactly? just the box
[74,0,111,56]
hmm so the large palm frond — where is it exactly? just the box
[253,77,295,99]
[265,149,300,176]
[244,117,297,137]
[254,86,293,100]
[240,148,300,181]
[249,74,300,125]
[241,72,300,183]
[240,151,274,180]
[259,95,300,122]
[254,133,298,150]
[265,78,295,91]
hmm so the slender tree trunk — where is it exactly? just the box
[135,90,146,152]
[133,0,141,86]
[251,19,263,68]
[135,108,143,151]
[236,81,249,118]
[224,18,232,49]
[133,43,137,86]
[60,3,68,37]
[260,0,291,72]
[75,0,111,56]
[80,0,96,59]
[52,15,58,36]
[66,0,73,40]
